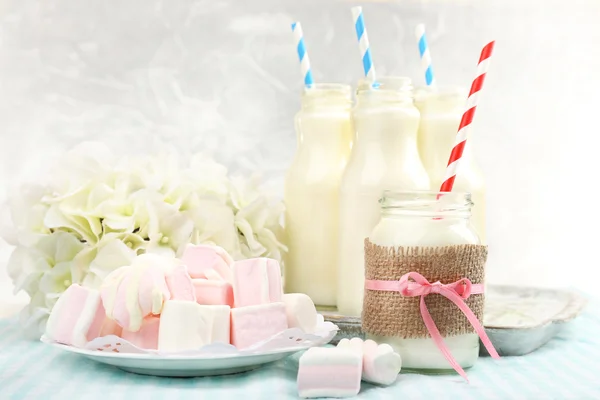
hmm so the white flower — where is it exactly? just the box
[228,174,263,211]
[184,154,230,201]
[186,197,240,258]
[2,184,50,247]
[4,142,288,338]
[77,233,141,289]
[235,196,287,260]
[229,175,287,261]
[18,291,51,339]
[95,184,147,234]
[137,195,194,257]
[44,201,103,244]
[130,151,182,195]
[45,142,116,201]
[7,232,87,337]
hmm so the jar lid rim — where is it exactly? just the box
[380,190,474,209]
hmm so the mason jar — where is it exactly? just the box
[364,190,484,373]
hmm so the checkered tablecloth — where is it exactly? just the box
[1,301,599,400]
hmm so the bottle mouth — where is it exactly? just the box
[356,76,413,94]
[302,83,352,97]
[413,86,467,103]
[380,190,473,217]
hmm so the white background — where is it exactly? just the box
[0,0,598,311]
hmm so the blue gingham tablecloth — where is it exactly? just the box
[1,302,600,400]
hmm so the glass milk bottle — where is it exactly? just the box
[337,77,430,316]
[284,84,353,307]
[367,191,481,371]
[415,87,486,242]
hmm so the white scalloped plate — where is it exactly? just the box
[44,340,304,376]
[41,324,338,377]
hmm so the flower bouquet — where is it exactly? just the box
[0,142,287,337]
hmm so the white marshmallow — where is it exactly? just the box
[297,347,362,398]
[336,338,401,386]
[361,339,402,386]
[201,305,230,344]
[337,338,365,360]
[282,293,319,334]
[158,301,230,352]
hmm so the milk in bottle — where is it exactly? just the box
[284,84,353,307]
[415,87,486,242]
[337,77,430,316]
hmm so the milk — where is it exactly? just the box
[284,84,353,307]
[337,77,430,316]
[367,191,481,371]
[415,87,486,242]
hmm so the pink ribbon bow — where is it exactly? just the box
[365,272,500,382]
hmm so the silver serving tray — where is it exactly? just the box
[320,285,587,356]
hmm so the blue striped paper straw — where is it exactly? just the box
[415,24,436,87]
[291,22,314,87]
[351,7,376,85]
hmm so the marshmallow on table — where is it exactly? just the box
[282,293,319,334]
[297,347,362,398]
[46,284,121,347]
[121,316,160,350]
[100,254,172,332]
[230,302,288,349]
[361,340,402,386]
[192,279,234,307]
[181,244,234,281]
[337,338,402,386]
[232,258,283,307]
[158,301,230,352]
[337,338,365,361]
[165,264,196,302]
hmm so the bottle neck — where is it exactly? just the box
[415,90,479,185]
[356,76,414,107]
[352,96,420,153]
[355,91,414,107]
[301,98,352,112]
[295,84,353,150]
[300,84,352,113]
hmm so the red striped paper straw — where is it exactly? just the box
[439,41,495,193]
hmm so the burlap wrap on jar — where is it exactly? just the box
[362,239,488,338]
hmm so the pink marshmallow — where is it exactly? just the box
[46,284,121,347]
[192,279,234,307]
[203,269,224,281]
[297,348,362,398]
[230,302,288,349]
[231,258,283,307]
[87,303,122,341]
[121,316,160,350]
[100,256,172,332]
[181,244,234,281]
[166,264,196,301]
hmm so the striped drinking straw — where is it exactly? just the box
[440,41,495,193]
[291,22,314,87]
[415,24,435,87]
[351,7,376,85]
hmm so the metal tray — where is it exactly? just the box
[320,285,587,356]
